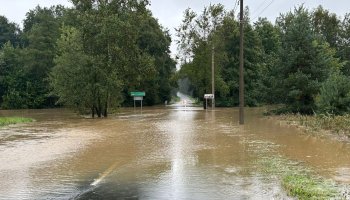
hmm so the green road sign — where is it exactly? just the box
[130,91,146,97]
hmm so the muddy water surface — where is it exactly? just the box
[0,107,350,199]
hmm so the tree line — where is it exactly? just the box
[176,4,350,114]
[0,0,176,117]
[1,2,350,116]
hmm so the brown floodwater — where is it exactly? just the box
[0,105,350,199]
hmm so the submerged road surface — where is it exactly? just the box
[0,106,350,199]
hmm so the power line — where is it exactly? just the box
[252,0,275,21]
[251,0,270,16]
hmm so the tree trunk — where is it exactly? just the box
[95,105,101,118]
[94,95,101,118]
[103,92,109,118]
[92,106,95,118]
[103,100,108,117]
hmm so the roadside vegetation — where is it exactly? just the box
[267,113,350,140]
[1,1,350,120]
[176,5,350,113]
[250,139,348,199]
[259,156,347,199]
[0,1,176,117]
[0,117,33,127]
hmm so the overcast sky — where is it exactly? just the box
[1,0,349,56]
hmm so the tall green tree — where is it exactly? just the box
[339,13,350,76]
[137,16,176,105]
[177,6,266,106]
[176,4,227,101]
[0,16,21,47]
[0,42,27,108]
[21,6,62,108]
[214,10,265,106]
[254,18,281,104]
[51,0,174,117]
[275,6,342,114]
[316,71,350,115]
[311,6,341,48]
[51,26,123,116]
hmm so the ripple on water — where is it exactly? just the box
[224,166,240,174]
[333,167,350,183]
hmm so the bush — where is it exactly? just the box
[1,89,27,109]
[316,72,350,115]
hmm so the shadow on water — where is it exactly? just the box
[0,106,349,199]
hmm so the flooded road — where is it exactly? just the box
[0,106,350,199]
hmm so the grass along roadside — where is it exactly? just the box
[0,117,34,127]
[251,136,349,199]
[258,156,348,199]
[268,113,350,141]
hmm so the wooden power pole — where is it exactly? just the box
[239,0,245,125]
[212,45,215,109]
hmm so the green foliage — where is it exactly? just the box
[254,18,281,54]
[313,114,350,135]
[282,174,337,199]
[50,0,175,117]
[311,6,341,48]
[1,2,350,117]
[21,6,62,108]
[51,26,99,113]
[176,4,226,104]
[0,42,28,109]
[259,157,338,199]
[254,18,282,104]
[339,13,350,76]
[176,5,346,114]
[316,72,350,115]
[0,117,33,127]
[0,16,21,47]
[0,7,63,109]
[270,113,350,137]
[177,5,266,107]
[135,11,176,105]
[275,7,342,114]
[0,1,175,115]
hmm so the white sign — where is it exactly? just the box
[134,96,143,101]
[204,94,214,99]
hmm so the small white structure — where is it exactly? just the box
[204,94,214,110]
[204,94,214,99]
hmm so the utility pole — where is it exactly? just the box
[212,45,215,109]
[239,0,245,124]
